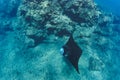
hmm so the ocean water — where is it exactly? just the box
[0,0,120,80]
[94,0,120,16]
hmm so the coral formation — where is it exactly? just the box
[18,0,104,47]
[15,0,120,80]
[0,0,120,80]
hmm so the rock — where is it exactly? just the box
[17,0,103,40]
[89,56,104,71]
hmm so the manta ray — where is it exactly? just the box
[60,35,82,73]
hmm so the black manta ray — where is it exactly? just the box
[60,35,82,73]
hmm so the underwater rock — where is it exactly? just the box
[27,34,46,47]
[89,56,104,71]
[18,0,103,39]
[7,0,120,80]
[59,0,100,25]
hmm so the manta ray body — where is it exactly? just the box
[60,35,82,73]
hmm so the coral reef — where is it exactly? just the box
[16,0,120,80]
[17,0,103,47]
[0,0,120,80]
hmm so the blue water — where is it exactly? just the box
[0,0,20,17]
[94,0,120,16]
